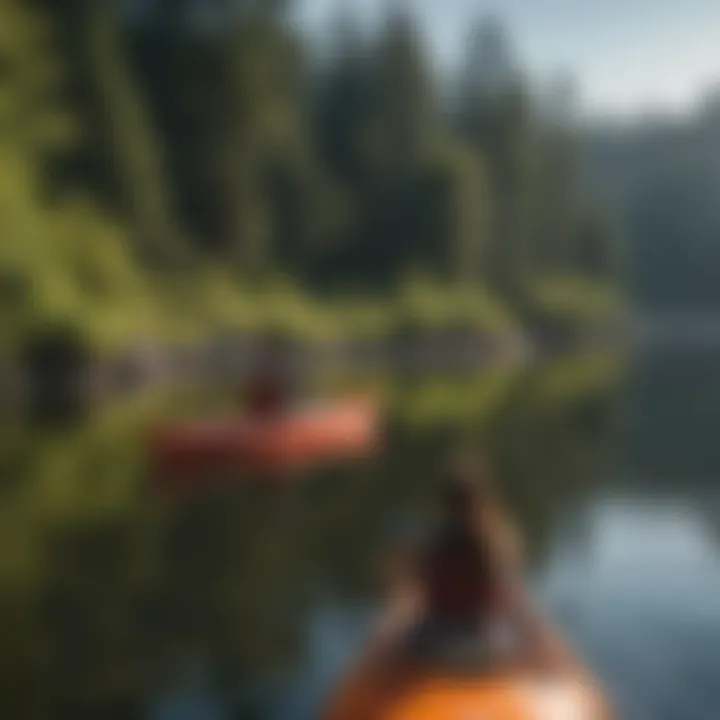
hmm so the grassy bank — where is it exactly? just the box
[12,268,621,354]
[9,269,524,377]
[92,272,519,349]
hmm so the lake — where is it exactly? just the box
[1,345,719,719]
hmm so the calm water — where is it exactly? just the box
[2,347,720,719]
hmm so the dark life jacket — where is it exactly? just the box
[420,525,505,622]
[245,372,290,417]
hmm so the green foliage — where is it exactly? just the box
[0,354,625,714]
[528,275,623,321]
[390,366,519,427]
[531,351,627,404]
[395,272,515,333]
[0,1,618,355]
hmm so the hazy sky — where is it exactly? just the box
[294,0,720,118]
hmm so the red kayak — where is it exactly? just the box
[150,396,380,480]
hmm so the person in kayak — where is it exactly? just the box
[363,454,571,673]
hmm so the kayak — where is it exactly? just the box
[150,395,380,476]
[324,626,609,720]
[325,667,609,720]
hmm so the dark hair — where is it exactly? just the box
[252,331,294,371]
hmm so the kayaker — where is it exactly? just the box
[323,455,614,720]
[364,453,571,673]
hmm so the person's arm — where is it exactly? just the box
[490,547,580,675]
[360,544,425,664]
[495,511,524,572]
[482,511,571,665]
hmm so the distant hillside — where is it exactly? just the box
[583,92,720,312]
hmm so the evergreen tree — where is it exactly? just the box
[314,9,372,186]
[367,8,435,177]
[47,0,182,265]
[456,17,534,295]
[0,0,153,350]
[0,0,619,349]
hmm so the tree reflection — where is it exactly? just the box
[0,354,625,718]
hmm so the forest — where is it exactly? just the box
[587,90,720,313]
[0,0,619,357]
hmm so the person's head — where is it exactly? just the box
[440,452,496,525]
[253,330,292,372]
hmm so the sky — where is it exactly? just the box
[293,0,720,119]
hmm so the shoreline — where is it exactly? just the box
[7,316,625,421]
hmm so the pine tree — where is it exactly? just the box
[368,7,435,177]
[0,0,155,350]
[45,0,182,265]
[0,0,79,344]
[456,16,534,295]
[314,9,372,186]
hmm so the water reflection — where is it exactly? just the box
[148,659,231,720]
[293,491,720,720]
[0,348,684,720]
[550,495,720,719]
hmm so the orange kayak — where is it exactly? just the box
[324,629,610,720]
[151,395,380,476]
[325,668,608,720]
